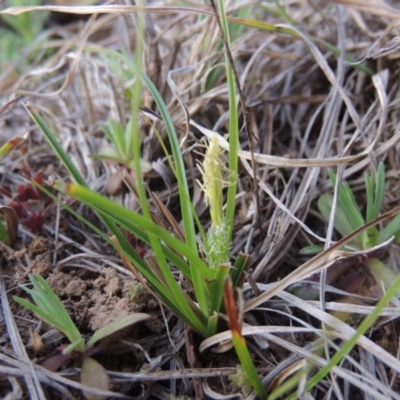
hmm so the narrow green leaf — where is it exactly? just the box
[53,181,212,281]
[15,275,83,349]
[230,253,251,289]
[285,262,400,399]
[299,244,324,256]
[110,118,127,160]
[93,47,210,317]
[378,213,400,244]
[25,106,87,187]
[373,162,385,220]
[87,313,150,349]
[217,0,239,261]
[36,184,208,336]
[210,263,231,316]
[337,181,365,231]
[14,296,57,330]
[318,194,360,246]
[365,172,375,223]
[99,122,115,146]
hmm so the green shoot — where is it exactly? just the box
[14,274,150,354]
[302,163,400,291]
[14,274,85,354]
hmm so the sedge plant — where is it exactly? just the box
[23,2,265,396]
[14,274,149,399]
[24,2,249,339]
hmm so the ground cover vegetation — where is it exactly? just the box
[1,0,400,399]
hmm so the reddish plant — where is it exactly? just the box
[1,169,52,233]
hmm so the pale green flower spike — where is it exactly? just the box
[198,135,231,270]
[198,135,227,227]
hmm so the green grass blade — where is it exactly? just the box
[327,170,365,246]
[51,180,208,334]
[27,106,133,249]
[37,184,205,325]
[377,213,400,244]
[230,253,251,289]
[93,48,198,250]
[217,0,239,260]
[373,162,385,220]
[365,172,375,224]
[318,194,360,246]
[25,106,87,187]
[337,182,365,231]
[284,265,400,399]
[109,118,127,159]
[210,263,230,317]
[99,121,115,146]
[273,0,295,25]
[52,180,212,281]
[14,296,57,329]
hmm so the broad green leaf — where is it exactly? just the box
[81,357,109,400]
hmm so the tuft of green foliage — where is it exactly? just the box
[0,0,48,71]
[15,274,149,399]
[302,162,400,293]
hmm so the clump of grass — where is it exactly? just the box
[24,0,248,340]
